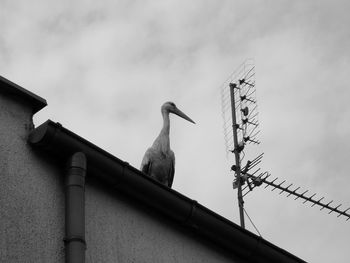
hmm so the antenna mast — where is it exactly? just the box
[229,82,245,228]
[221,60,259,228]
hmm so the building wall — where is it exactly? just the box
[85,180,242,263]
[0,94,65,262]
[0,92,242,263]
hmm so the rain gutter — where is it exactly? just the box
[28,120,306,263]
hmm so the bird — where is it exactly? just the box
[140,101,195,188]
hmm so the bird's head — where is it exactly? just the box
[161,101,195,124]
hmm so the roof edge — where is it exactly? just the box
[0,75,47,113]
[28,120,307,263]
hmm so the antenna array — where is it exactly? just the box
[221,60,350,228]
[220,60,261,228]
[221,59,260,160]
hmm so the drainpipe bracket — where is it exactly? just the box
[63,235,87,248]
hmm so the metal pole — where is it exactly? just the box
[229,83,245,228]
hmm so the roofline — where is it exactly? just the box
[0,75,47,113]
[28,120,307,263]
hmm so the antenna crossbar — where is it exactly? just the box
[243,172,350,221]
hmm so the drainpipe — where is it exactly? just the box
[64,152,87,263]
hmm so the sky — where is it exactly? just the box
[1,0,350,262]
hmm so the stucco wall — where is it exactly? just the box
[0,94,64,262]
[0,92,242,263]
[85,180,243,263]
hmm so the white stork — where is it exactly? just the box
[140,102,195,187]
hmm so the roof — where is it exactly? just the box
[0,75,47,113]
[28,120,307,263]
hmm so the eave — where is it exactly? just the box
[0,75,47,113]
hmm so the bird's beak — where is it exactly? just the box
[173,107,196,124]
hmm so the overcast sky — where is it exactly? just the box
[2,1,350,262]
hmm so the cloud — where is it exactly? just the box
[1,1,350,262]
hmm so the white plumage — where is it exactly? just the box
[140,102,195,187]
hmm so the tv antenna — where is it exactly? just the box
[220,60,350,229]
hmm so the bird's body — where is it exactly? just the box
[140,102,194,187]
[141,147,175,187]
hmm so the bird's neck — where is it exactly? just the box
[161,110,170,136]
[152,111,170,153]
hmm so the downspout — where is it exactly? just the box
[64,152,87,263]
